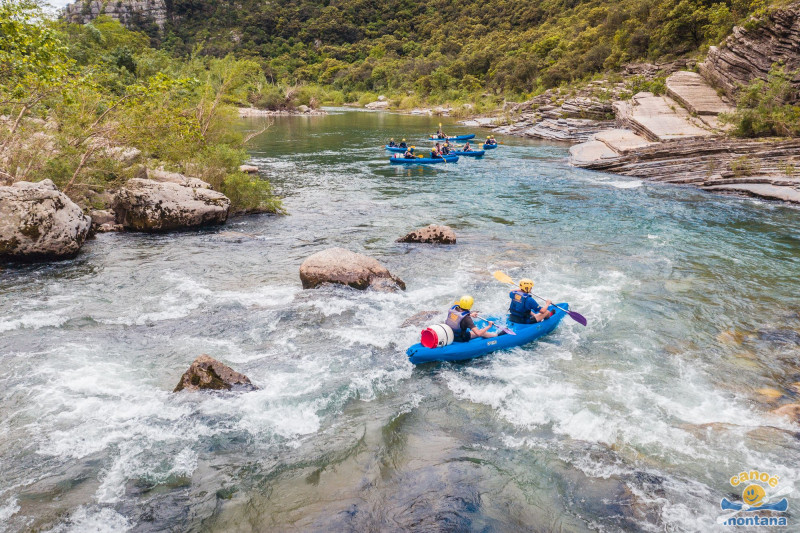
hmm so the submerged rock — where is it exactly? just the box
[299,247,406,290]
[113,178,230,232]
[771,403,800,423]
[401,310,441,328]
[397,224,456,244]
[174,355,257,392]
[0,179,91,260]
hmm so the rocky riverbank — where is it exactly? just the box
[474,3,800,204]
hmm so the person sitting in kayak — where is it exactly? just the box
[403,148,415,159]
[388,138,397,147]
[485,136,497,146]
[431,143,442,158]
[508,279,552,324]
[399,139,408,149]
[441,142,451,156]
[434,126,446,139]
[462,142,472,152]
[445,295,498,342]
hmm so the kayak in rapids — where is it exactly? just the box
[407,304,567,364]
[390,155,458,164]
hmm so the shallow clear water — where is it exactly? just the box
[1,109,799,532]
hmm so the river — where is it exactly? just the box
[1,109,799,532]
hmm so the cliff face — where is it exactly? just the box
[64,0,167,30]
[700,2,800,102]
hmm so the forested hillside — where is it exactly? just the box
[151,0,777,101]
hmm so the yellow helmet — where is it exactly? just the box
[456,295,474,310]
[402,138,406,141]
[519,279,534,292]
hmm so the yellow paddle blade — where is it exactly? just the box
[493,271,515,285]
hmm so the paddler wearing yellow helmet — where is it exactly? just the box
[444,295,498,342]
[399,138,408,148]
[508,279,552,324]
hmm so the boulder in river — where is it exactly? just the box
[771,403,800,423]
[174,354,257,392]
[0,179,91,260]
[113,178,230,232]
[239,164,259,174]
[397,224,457,244]
[299,247,406,290]
[401,310,441,328]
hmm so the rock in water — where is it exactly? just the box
[299,247,406,290]
[113,178,230,232]
[174,355,257,392]
[771,403,800,423]
[0,180,91,260]
[397,224,457,244]
[401,310,441,328]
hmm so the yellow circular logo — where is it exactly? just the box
[742,484,766,507]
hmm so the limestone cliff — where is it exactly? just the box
[700,2,800,102]
[64,0,167,30]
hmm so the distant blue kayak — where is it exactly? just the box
[483,143,498,149]
[390,155,458,164]
[407,304,567,364]
[429,134,475,141]
[385,145,411,153]
[451,150,485,157]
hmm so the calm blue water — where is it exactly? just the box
[1,109,799,532]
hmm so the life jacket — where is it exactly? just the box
[509,290,535,321]
[389,141,396,146]
[399,142,407,148]
[444,305,470,341]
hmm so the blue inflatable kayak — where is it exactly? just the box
[385,145,411,152]
[483,143,498,149]
[406,304,567,364]
[390,155,458,164]
[451,150,485,157]
[429,134,475,141]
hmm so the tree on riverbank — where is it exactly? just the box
[0,1,281,214]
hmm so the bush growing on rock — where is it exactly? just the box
[0,2,282,214]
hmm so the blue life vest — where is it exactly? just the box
[444,305,470,341]
[509,290,539,321]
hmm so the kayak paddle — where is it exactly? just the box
[492,271,587,326]
[475,315,516,335]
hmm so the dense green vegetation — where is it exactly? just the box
[1,0,282,213]
[149,0,775,105]
[722,66,800,137]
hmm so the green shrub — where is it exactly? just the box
[722,65,800,137]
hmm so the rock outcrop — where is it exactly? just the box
[397,224,456,245]
[174,355,257,392]
[113,178,230,232]
[64,0,167,29]
[0,180,91,260]
[700,2,800,103]
[299,247,406,291]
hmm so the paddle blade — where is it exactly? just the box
[493,271,514,285]
[502,326,517,335]
[568,310,588,326]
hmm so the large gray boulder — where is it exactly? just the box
[174,355,257,392]
[0,179,91,260]
[299,247,406,290]
[113,178,230,232]
[397,224,456,244]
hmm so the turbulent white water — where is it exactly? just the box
[1,110,799,532]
